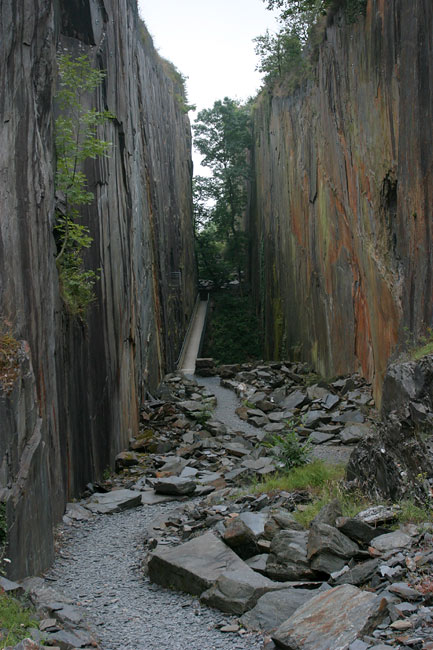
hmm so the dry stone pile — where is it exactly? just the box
[5,359,433,650]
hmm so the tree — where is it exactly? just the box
[253,28,305,85]
[193,98,251,289]
[263,0,366,39]
[54,54,114,317]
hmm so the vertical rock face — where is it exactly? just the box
[0,0,196,578]
[250,0,433,400]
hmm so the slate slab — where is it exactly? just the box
[85,489,142,514]
[267,530,316,581]
[200,568,289,614]
[340,424,371,444]
[241,586,330,633]
[140,490,178,505]
[371,531,412,552]
[307,523,359,574]
[153,476,196,496]
[147,531,253,595]
[272,584,387,650]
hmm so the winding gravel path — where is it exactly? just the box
[47,501,263,650]
[196,375,354,465]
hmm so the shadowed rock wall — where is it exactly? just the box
[249,0,433,400]
[0,0,196,578]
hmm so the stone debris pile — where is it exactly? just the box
[6,359,433,650]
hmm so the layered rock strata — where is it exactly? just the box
[249,0,433,401]
[0,0,195,578]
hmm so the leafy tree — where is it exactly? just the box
[193,98,251,289]
[54,54,114,317]
[253,28,305,85]
[264,0,366,37]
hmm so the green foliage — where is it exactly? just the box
[202,293,262,364]
[397,500,432,525]
[265,419,311,470]
[193,98,252,288]
[0,592,39,648]
[402,325,433,361]
[54,54,114,317]
[257,0,367,89]
[251,459,345,494]
[254,28,307,87]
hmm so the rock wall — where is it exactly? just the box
[249,0,433,400]
[0,0,196,579]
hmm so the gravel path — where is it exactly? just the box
[195,376,260,438]
[47,501,263,650]
[196,375,354,465]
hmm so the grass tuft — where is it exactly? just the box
[0,592,39,648]
[251,459,345,494]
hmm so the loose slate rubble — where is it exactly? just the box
[12,360,433,650]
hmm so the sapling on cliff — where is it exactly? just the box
[54,53,114,317]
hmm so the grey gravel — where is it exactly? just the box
[46,501,264,650]
[196,376,354,465]
[196,376,263,439]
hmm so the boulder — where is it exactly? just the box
[281,390,307,410]
[340,423,371,444]
[266,530,316,581]
[272,584,387,650]
[332,559,379,586]
[200,568,289,615]
[371,530,413,553]
[335,516,386,545]
[264,509,304,540]
[84,489,142,514]
[147,531,253,595]
[307,523,359,574]
[241,585,330,633]
[223,518,258,559]
[311,500,342,527]
[153,476,196,496]
[115,451,139,471]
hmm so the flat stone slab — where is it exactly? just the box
[371,530,412,552]
[153,476,196,495]
[140,490,178,505]
[148,531,253,596]
[84,489,142,514]
[200,567,289,615]
[241,585,331,633]
[272,584,387,649]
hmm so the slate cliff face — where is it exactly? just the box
[0,0,196,578]
[250,0,433,399]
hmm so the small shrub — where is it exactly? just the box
[264,419,311,470]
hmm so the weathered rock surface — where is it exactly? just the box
[272,584,387,649]
[307,523,359,574]
[347,356,433,503]
[147,532,252,596]
[249,0,433,402]
[0,0,196,579]
[266,530,316,581]
[240,586,329,633]
[84,489,142,514]
[200,568,288,615]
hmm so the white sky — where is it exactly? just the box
[137,0,279,172]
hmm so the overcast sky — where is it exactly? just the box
[137,0,279,171]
